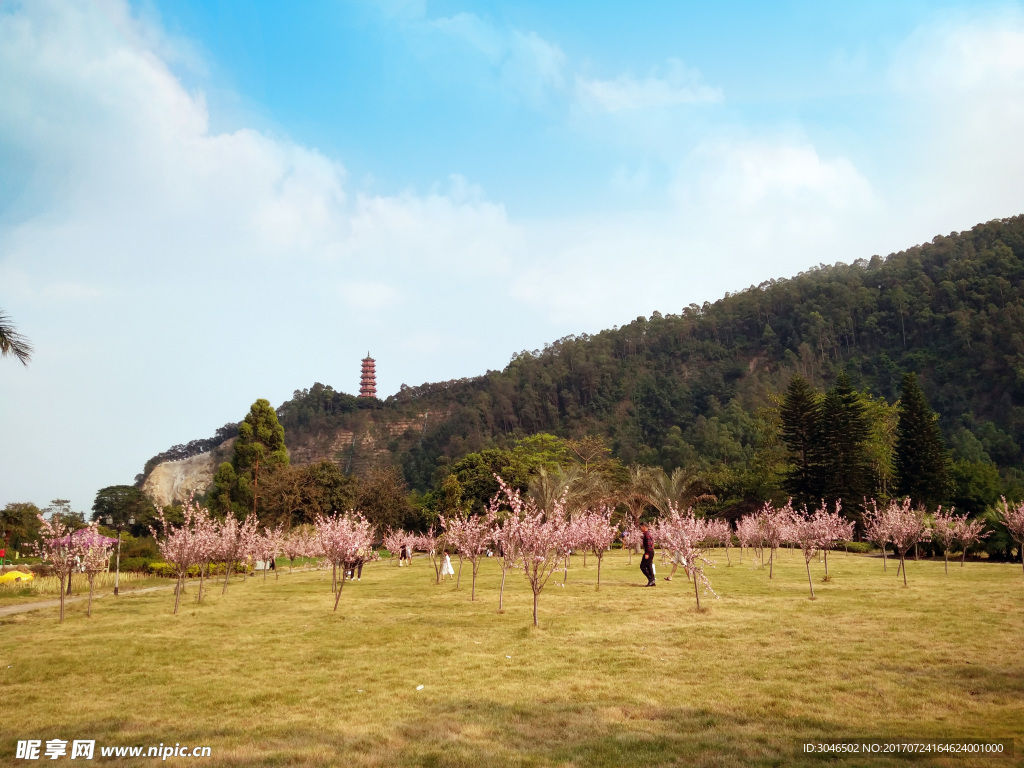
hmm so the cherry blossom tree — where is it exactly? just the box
[811,502,854,578]
[884,498,931,587]
[34,515,80,622]
[491,475,570,626]
[441,513,493,601]
[556,514,582,586]
[789,510,819,599]
[282,526,313,572]
[760,501,792,579]
[931,507,959,574]
[217,511,259,595]
[517,509,570,626]
[705,518,732,565]
[488,478,529,612]
[735,515,761,565]
[863,500,892,572]
[78,523,114,617]
[954,515,989,568]
[151,504,205,614]
[621,523,642,564]
[189,505,219,603]
[255,525,285,581]
[314,512,375,611]
[416,528,443,584]
[578,507,617,588]
[382,528,404,564]
[656,505,717,609]
[995,497,1024,574]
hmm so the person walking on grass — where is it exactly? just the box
[640,523,656,587]
[441,552,455,580]
[664,550,686,581]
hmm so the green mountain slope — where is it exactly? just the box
[150,215,1024,510]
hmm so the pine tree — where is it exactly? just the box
[780,374,822,508]
[817,373,872,521]
[233,399,290,516]
[894,373,950,508]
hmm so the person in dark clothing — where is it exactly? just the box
[640,523,656,586]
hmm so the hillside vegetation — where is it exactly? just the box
[141,216,1024,517]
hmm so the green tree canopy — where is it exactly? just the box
[780,374,822,508]
[231,398,290,514]
[818,373,872,520]
[1,502,42,550]
[91,485,156,529]
[894,373,950,508]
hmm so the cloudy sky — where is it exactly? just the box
[3,0,1024,513]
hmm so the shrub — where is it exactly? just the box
[844,541,875,554]
[117,556,155,573]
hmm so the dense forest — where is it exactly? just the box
[141,215,1024,521]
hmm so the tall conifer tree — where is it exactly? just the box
[232,399,290,516]
[780,374,822,508]
[817,373,872,520]
[894,373,949,508]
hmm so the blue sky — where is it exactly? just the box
[2,0,1024,513]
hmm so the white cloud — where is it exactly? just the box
[378,9,567,106]
[576,58,722,112]
[339,281,402,311]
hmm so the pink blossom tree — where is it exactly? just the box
[621,524,642,564]
[282,526,313,572]
[516,509,570,626]
[735,514,761,565]
[705,518,732,565]
[33,515,78,622]
[760,501,793,579]
[488,478,527,612]
[993,497,1024,573]
[491,475,570,626]
[441,513,493,601]
[382,528,405,565]
[416,528,444,583]
[555,515,582,586]
[656,505,717,609]
[217,512,259,595]
[578,507,617,588]
[954,515,989,568]
[189,505,219,603]
[151,504,206,614]
[811,502,853,578]
[314,512,375,611]
[789,510,819,599]
[884,498,931,587]
[78,523,114,617]
[863,500,892,571]
[995,497,1024,573]
[931,507,959,574]
[255,525,285,581]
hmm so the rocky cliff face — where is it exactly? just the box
[142,452,214,508]
[140,412,431,507]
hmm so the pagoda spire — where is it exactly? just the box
[359,353,377,398]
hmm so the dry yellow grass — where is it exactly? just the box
[1,548,1021,767]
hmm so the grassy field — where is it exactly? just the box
[1,548,1022,767]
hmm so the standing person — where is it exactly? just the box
[441,552,455,580]
[640,523,656,587]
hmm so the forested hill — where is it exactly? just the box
[267,216,1024,501]
[150,215,1024,509]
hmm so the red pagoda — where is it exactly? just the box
[359,353,377,398]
